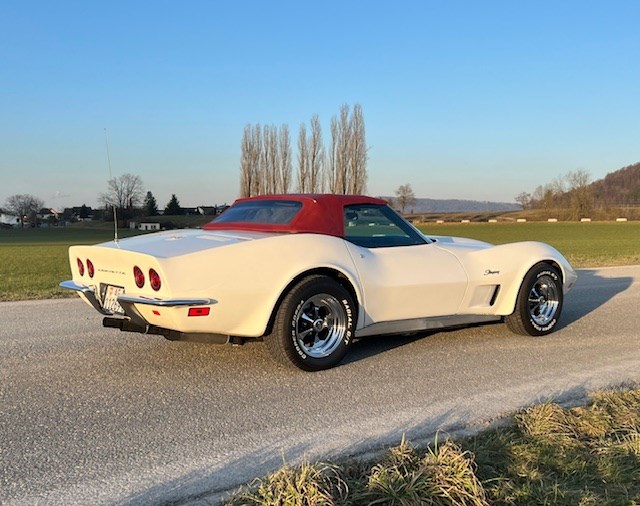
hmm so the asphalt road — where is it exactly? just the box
[1,265,639,505]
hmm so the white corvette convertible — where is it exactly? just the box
[61,194,577,371]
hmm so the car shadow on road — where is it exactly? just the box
[341,321,497,367]
[344,332,427,364]
[340,268,634,367]
[559,268,633,329]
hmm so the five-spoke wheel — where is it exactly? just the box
[506,263,563,336]
[265,275,355,371]
[294,294,348,359]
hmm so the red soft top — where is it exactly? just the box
[202,194,387,236]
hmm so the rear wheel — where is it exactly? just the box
[506,263,563,336]
[264,275,355,371]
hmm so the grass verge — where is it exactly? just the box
[225,386,640,505]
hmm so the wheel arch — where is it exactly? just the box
[262,267,361,337]
[497,259,564,316]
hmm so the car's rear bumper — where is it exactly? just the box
[59,280,214,325]
[61,280,227,342]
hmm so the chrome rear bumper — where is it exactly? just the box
[59,280,214,325]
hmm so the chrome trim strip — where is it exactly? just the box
[60,280,88,292]
[117,294,216,307]
[60,281,215,317]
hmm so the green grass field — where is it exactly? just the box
[1,222,639,301]
[418,221,640,267]
[0,228,143,301]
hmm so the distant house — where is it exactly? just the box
[137,222,161,231]
[38,208,61,222]
[0,210,20,227]
[62,206,94,222]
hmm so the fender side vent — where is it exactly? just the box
[490,285,501,306]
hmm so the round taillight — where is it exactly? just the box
[133,266,145,288]
[149,268,161,291]
[87,259,95,278]
[77,258,85,276]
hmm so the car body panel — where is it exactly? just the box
[431,237,577,315]
[345,241,468,324]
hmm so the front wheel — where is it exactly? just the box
[506,263,563,336]
[264,275,355,371]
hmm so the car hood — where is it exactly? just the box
[95,229,283,258]
[428,235,494,251]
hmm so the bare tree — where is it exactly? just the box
[514,192,532,210]
[531,185,544,204]
[538,184,557,211]
[551,175,567,197]
[278,124,292,193]
[308,114,325,192]
[260,125,280,194]
[241,124,292,195]
[328,104,367,194]
[4,194,44,227]
[243,108,360,197]
[252,125,263,195]
[566,169,593,218]
[327,115,339,193]
[348,104,367,194]
[297,123,309,192]
[530,180,563,210]
[297,115,325,193]
[99,173,144,209]
[240,124,263,197]
[394,184,416,214]
[337,105,351,194]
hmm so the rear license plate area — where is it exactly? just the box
[101,284,125,314]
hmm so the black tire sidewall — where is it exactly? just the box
[281,277,355,371]
[518,265,563,335]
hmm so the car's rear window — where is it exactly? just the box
[213,200,302,225]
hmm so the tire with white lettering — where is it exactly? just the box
[265,275,355,371]
[506,263,563,336]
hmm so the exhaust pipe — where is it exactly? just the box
[103,317,230,344]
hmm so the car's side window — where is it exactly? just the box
[343,205,427,248]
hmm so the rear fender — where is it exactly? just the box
[263,266,364,337]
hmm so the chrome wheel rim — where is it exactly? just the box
[295,294,347,358]
[528,275,560,326]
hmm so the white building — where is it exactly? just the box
[138,222,161,231]
[0,212,20,227]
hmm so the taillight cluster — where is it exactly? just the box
[76,258,95,279]
[76,257,162,292]
[132,266,162,291]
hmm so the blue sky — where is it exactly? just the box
[1,1,639,210]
